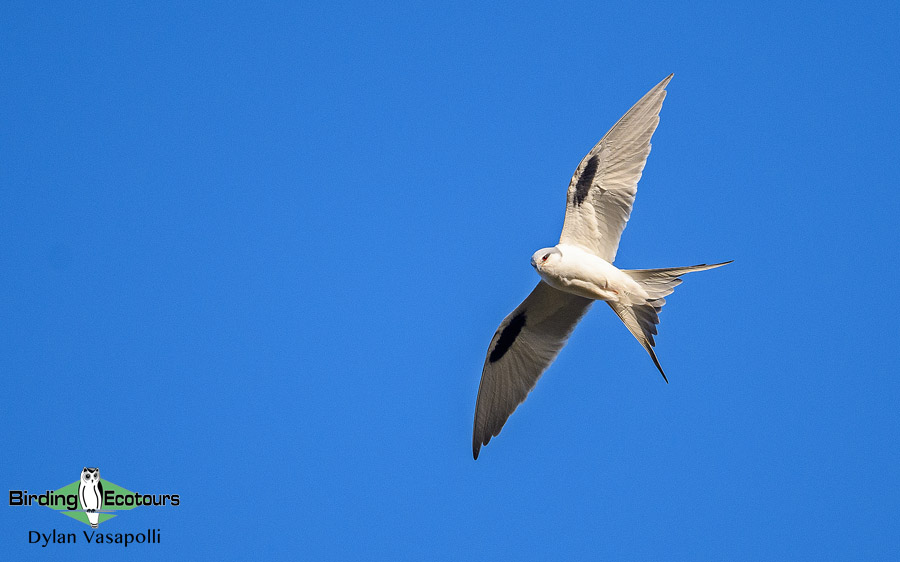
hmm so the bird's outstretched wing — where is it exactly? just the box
[473,282,592,459]
[559,74,672,262]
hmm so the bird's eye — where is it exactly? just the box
[542,254,550,262]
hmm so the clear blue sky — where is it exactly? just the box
[2,2,898,560]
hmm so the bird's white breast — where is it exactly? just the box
[535,244,647,303]
[80,483,101,509]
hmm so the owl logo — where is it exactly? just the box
[78,467,104,528]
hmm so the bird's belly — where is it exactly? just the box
[538,271,621,301]
[81,489,100,509]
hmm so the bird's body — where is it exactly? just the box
[78,467,103,528]
[473,75,731,459]
[532,244,645,304]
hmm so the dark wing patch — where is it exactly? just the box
[488,312,526,363]
[573,154,599,206]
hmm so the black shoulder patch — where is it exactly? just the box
[573,154,599,206]
[489,312,526,363]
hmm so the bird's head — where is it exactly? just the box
[81,468,99,482]
[530,247,561,272]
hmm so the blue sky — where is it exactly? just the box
[2,1,898,560]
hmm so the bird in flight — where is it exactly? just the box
[473,75,730,459]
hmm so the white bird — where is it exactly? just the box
[473,75,730,459]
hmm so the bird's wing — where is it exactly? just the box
[473,281,593,459]
[559,74,672,262]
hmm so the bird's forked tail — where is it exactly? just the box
[608,261,732,382]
